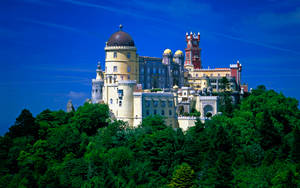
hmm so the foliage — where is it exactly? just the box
[0,86,300,187]
[169,163,195,188]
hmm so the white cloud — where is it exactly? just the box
[67,91,87,99]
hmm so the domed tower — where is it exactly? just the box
[92,61,104,103]
[174,50,185,87]
[103,25,139,108]
[163,49,172,65]
[162,49,173,88]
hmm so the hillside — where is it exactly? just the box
[0,86,299,187]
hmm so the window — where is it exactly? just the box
[146,101,150,107]
[153,101,158,107]
[119,101,122,107]
[121,75,124,80]
[196,74,198,77]
[161,110,165,116]
[158,69,161,74]
[127,66,131,73]
[127,52,131,59]
[153,68,156,74]
[113,52,117,58]
[141,67,144,74]
[128,75,130,79]
[218,73,220,76]
[154,109,157,115]
[113,66,117,72]
[210,74,213,77]
[118,89,123,99]
[95,89,98,93]
[161,101,166,107]
[169,110,172,116]
[168,101,173,107]
[147,68,150,74]
[110,98,113,104]
[146,110,150,116]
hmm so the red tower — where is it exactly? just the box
[184,32,202,69]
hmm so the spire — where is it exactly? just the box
[96,61,103,80]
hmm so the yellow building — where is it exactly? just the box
[185,64,239,92]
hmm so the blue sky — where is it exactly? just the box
[1,0,300,134]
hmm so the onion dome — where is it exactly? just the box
[107,24,135,47]
[175,50,183,55]
[163,48,172,54]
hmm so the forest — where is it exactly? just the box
[0,85,299,187]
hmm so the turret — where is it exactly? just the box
[162,49,172,65]
[92,61,104,103]
[66,100,75,112]
[174,50,185,87]
[162,49,173,88]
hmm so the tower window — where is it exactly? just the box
[127,66,131,72]
[110,98,113,104]
[169,110,172,116]
[161,110,165,116]
[153,101,158,107]
[146,110,150,116]
[113,66,117,72]
[127,52,131,59]
[154,109,157,115]
[128,75,130,79]
[168,101,173,107]
[113,52,117,58]
[119,101,122,107]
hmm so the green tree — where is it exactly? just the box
[72,103,109,136]
[8,109,37,139]
[169,163,195,188]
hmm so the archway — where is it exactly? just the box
[203,105,213,117]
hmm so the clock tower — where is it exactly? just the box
[184,32,202,69]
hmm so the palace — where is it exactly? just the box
[89,25,247,130]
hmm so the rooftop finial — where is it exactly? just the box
[97,61,101,69]
[119,24,123,31]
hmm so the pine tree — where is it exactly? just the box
[169,163,195,188]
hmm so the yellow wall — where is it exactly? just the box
[105,49,139,83]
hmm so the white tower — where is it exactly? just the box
[92,61,104,104]
[116,80,136,126]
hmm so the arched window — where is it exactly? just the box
[113,52,117,58]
